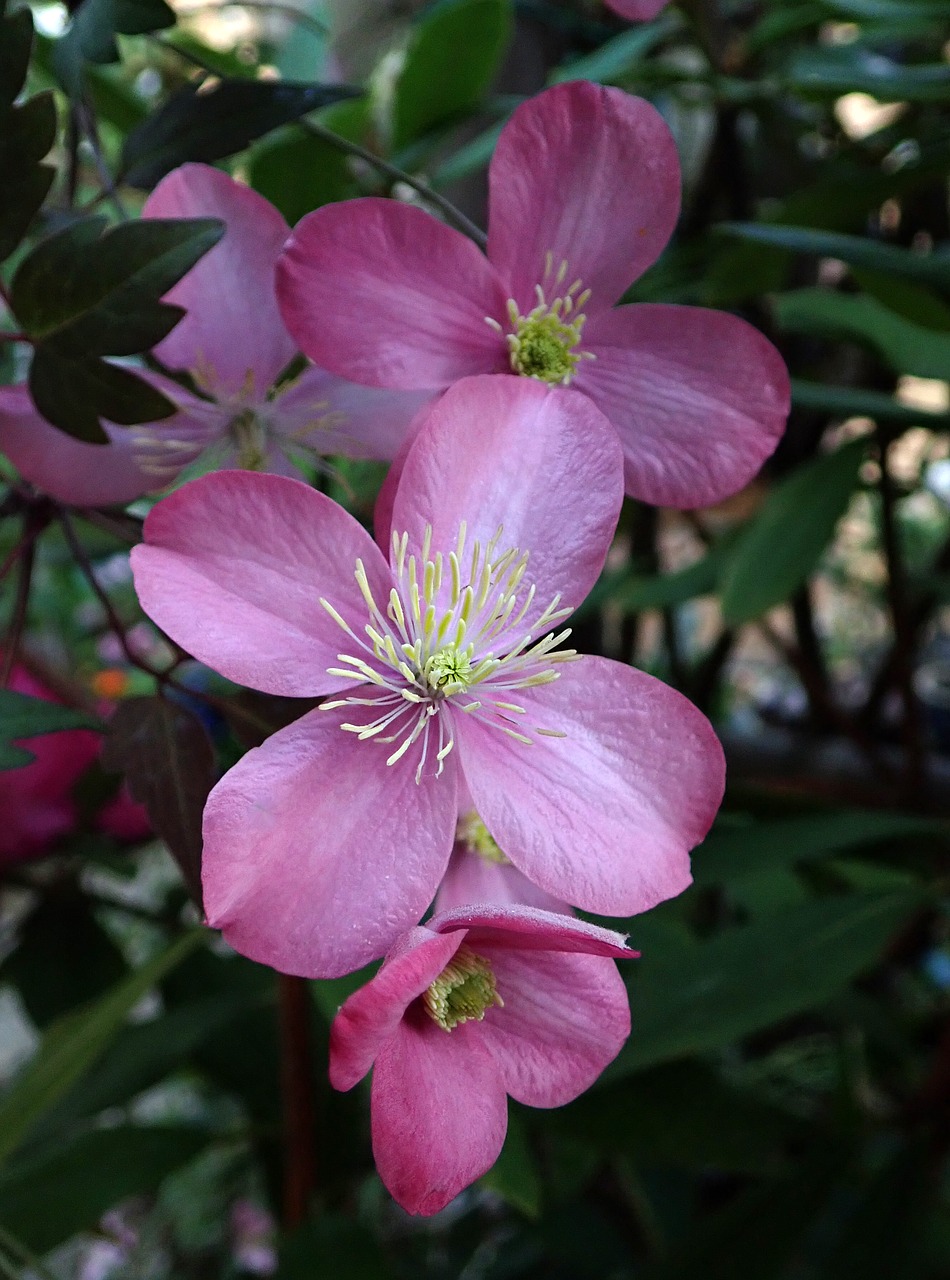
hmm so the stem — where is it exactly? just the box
[278,973,317,1228]
[0,1225,59,1280]
[299,118,489,249]
[876,429,927,802]
[59,509,147,673]
[1,531,35,688]
[0,331,25,344]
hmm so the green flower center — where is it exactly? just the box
[424,646,474,696]
[456,811,510,865]
[487,255,595,387]
[423,945,503,1031]
[229,410,268,471]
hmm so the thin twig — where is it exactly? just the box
[1,532,35,688]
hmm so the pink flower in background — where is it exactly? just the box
[605,0,670,20]
[132,375,724,977]
[277,79,789,508]
[330,904,635,1216]
[0,666,149,866]
[139,164,429,475]
[0,377,203,508]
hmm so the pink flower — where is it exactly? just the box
[276,80,789,508]
[0,377,202,508]
[0,666,149,865]
[330,904,635,1215]
[605,0,670,20]
[131,375,724,977]
[138,164,430,475]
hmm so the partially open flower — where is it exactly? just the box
[330,904,635,1215]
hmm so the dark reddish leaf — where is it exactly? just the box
[102,696,215,908]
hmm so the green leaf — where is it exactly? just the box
[392,0,512,150]
[549,9,682,84]
[552,1062,800,1174]
[786,45,950,102]
[719,222,950,289]
[278,1216,389,1279]
[480,1109,541,1217]
[11,216,223,350]
[27,348,176,443]
[850,266,950,330]
[0,1126,209,1253]
[694,810,948,887]
[609,891,922,1076]
[719,439,865,625]
[0,690,102,770]
[248,99,369,223]
[0,92,56,264]
[0,4,33,108]
[0,928,204,1167]
[775,288,950,379]
[2,896,128,1029]
[53,0,175,94]
[120,78,363,189]
[791,378,950,427]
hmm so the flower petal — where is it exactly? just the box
[330,927,464,1091]
[487,82,680,316]
[144,164,296,398]
[271,365,433,462]
[433,845,572,915]
[578,303,790,507]
[371,1013,507,1215]
[0,383,159,507]
[389,376,623,643]
[202,707,459,977]
[131,470,393,696]
[430,904,632,957]
[276,197,510,389]
[479,947,630,1106]
[456,656,725,915]
[605,0,670,19]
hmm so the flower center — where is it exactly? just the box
[229,409,269,471]
[318,522,576,783]
[423,945,503,1031]
[456,811,510,865]
[487,254,595,387]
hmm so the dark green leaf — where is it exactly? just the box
[2,896,127,1029]
[102,697,216,907]
[791,378,950,427]
[0,4,33,108]
[775,289,950,379]
[248,99,369,223]
[719,222,950,289]
[53,0,175,94]
[0,1125,209,1253]
[481,1110,541,1217]
[0,928,204,1166]
[0,78,56,264]
[11,215,222,350]
[850,266,950,330]
[120,78,363,189]
[786,45,950,102]
[28,349,176,443]
[0,690,102,770]
[392,0,512,149]
[610,891,922,1076]
[278,1216,388,1279]
[549,9,683,84]
[719,439,865,625]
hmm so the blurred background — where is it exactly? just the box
[2,0,950,1275]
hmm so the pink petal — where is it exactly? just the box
[430,904,633,958]
[389,376,623,644]
[479,947,630,1106]
[276,198,510,389]
[131,470,394,697]
[202,707,460,977]
[487,83,680,317]
[145,164,296,398]
[0,384,160,507]
[578,304,790,507]
[456,657,725,915]
[330,927,464,1091]
[371,1014,507,1215]
[433,844,572,915]
[271,365,434,462]
[605,0,670,19]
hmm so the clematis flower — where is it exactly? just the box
[434,787,571,915]
[0,665,149,866]
[0,377,204,507]
[131,375,724,976]
[276,79,789,509]
[330,904,634,1215]
[605,0,670,20]
[138,164,429,475]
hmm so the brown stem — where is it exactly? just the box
[278,974,317,1229]
[1,533,35,687]
[876,430,927,802]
